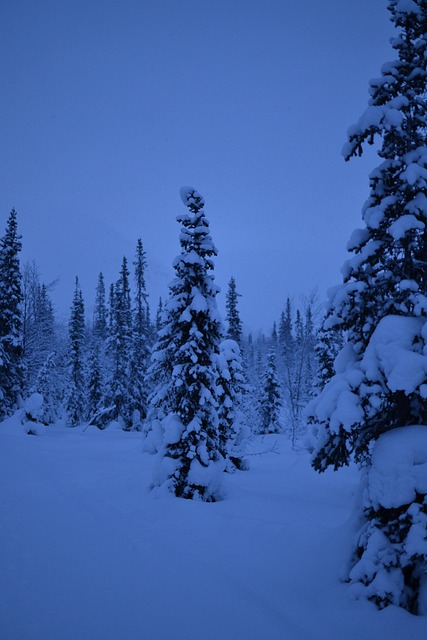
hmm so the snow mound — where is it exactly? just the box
[219,339,240,361]
[368,425,427,509]
[24,392,44,419]
[363,315,427,394]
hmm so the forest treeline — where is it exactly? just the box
[0,205,332,440]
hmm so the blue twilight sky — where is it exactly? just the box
[0,0,394,332]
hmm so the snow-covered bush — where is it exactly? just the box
[24,392,44,422]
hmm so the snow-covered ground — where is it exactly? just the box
[0,422,425,640]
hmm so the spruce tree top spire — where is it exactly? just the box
[343,0,427,163]
[173,187,219,287]
[179,186,205,211]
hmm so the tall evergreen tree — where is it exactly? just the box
[30,351,58,425]
[309,0,427,613]
[107,257,133,427]
[311,0,427,470]
[93,272,108,340]
[302,303,317,401]
[225,276,243,345]
[242,332,256,384]
[155,297,164,333]
[280,298,318,445]
[259,349,282,434]
[295,309,304,346]
[36,285,55,349]
[279,298,293,354]
[129,238,150,425]
[150,187,224,501]
[66,277,86,426]
[87,341,104,425]
[270,321,278,349]
[21,262,56,391]
[216,339,248,470]
[0,208,24,416]
[134,239,148,315]
[87,272,109,425]
[108,282,115,336]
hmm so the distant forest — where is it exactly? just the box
[0,203,326,439]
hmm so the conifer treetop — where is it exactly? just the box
[173,187,219,286]
[343,0,427,162]
[324,0,427,352]
[179,186,205,211]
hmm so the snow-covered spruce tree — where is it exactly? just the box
[0,208,24,416]
[128,238,150,427]
[225,276,243,345]
[21,260,39,369]
[30,351,58,425]
[84,273,110,427]
[295,309,304,346]
[245,332,255,372]
[270,321,278,349]
[105,257,133,427]
[155,297,164,333]
[150,187,225,501]
[279,297,293,363]
[216,339,248,470]
[280,299,312,444]
[108,282,115,335]
[32,285,55,386]
[309,0,427,614]
[86,340,104,426]
[238,333,261,435]
[93,272,108,340]
[144,297,169,447]
[21,264,57,390]
[65,278,86,426]
[302,302,318,402]
[259,349,282,434]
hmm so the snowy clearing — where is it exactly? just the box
[0,423,425,640]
